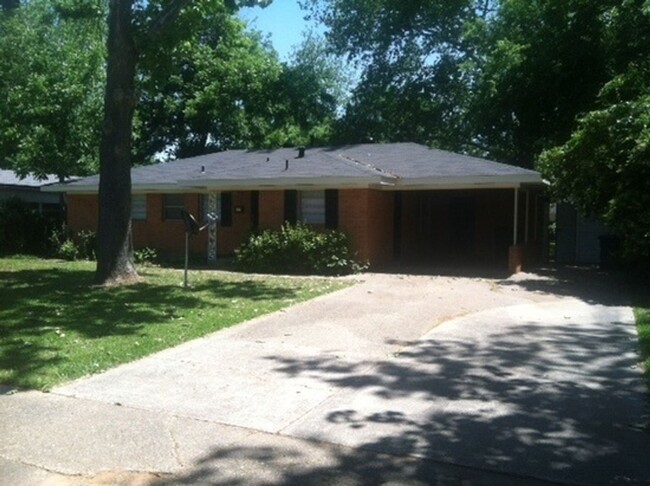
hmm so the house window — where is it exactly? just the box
[131,194,147,221]
[300,190,325,225]
[163,194,185,220]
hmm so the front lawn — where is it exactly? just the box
[0,257,348,390]
[634,306,650,388]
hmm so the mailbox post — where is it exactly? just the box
[180,210,218,289]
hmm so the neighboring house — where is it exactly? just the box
[44,143,547,272]
[556,203,610,265]
[0,169,62,214]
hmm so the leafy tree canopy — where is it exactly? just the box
[539,63,650,263]
[0,0,106,180]
[307,0,650,166]
[136,26,350,160]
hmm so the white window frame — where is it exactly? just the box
[131,194,147,221]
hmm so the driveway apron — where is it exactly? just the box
[16,273,650,483]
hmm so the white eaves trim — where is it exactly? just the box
[43,173,543,194]
[42,183,183,194]
[41,183,93,193]
[387,174,544,190]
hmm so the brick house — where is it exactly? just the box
[44,143,547,272]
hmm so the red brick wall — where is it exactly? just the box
[258,190,284,230]
[67,194,98,232]
[70,188,539,269]
[68,192,255,260]
[339,189,394,267]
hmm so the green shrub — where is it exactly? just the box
[235,223,366,276]
[134,246,158,266]
[75,230,96,260]
[50,227,96,261]
[58,238,79,261]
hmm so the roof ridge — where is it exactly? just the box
[336,153,400,180]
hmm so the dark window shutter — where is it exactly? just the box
[220,192,232,227]
[251,191,259,230]
[284,190,297,224]
[325,189,338,229]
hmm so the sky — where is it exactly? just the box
[239,1,323,61]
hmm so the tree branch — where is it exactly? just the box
[149,0,193,34]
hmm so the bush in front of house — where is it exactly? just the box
[50,226,97,261]
[235,223,366,276]
[134,246,159,266]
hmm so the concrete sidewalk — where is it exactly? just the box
[1,271,648,485]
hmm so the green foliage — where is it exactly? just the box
[235,223,366,275]
[51,228,97,261]
[634,306,650,389]
[309,0,650,167]
[134,246,159,266]
[135,22,348,159]
[75,230,97,261]
[467,0,615,166]
[268,31,351,148]
[305,0,483,151]
[0,0,106,179]
[539,63,650,265]
[0,198,60,256]
[136,14,285,159]
[57,238,80,261]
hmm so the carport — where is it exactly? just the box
[391,185,548,272]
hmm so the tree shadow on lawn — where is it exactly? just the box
[161,304,650,484]
[1,268,203,336]
[0,267,304,388]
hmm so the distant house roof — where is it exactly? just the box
[0,169,63,188]
[44,143,543,193]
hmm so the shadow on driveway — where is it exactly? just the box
[157,268,650,485]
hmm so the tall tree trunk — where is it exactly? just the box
[95,0,138,285]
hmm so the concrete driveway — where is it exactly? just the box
[1,269,648,485]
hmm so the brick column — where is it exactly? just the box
[509,245,524,274]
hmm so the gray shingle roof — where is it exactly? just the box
[329,143,540,179]
[51,143,543,192]
[0,169,62,187]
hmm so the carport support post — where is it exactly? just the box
[509,187,523,274]
[513,187,519,245]
[184,231,189,289]
[525,190,530,244]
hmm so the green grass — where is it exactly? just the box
[634,306,650,388]
[0,256,349,390]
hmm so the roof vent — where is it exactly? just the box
[201,165,205,174]
[285,159,289,171]
[297,147,305,158]
[266,157,270,162]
